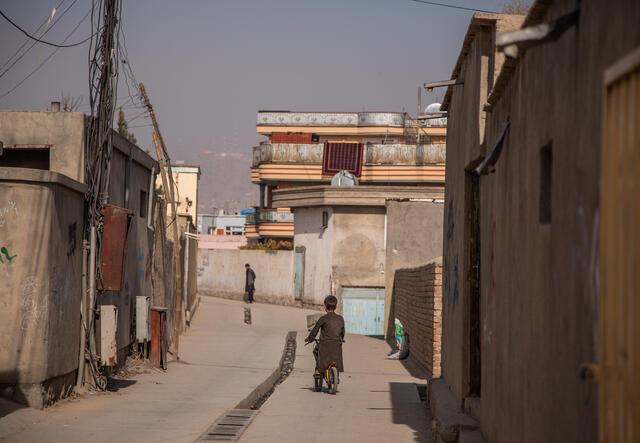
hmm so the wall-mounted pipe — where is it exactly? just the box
[147,166,155,231]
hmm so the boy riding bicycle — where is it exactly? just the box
[305,295,345,378]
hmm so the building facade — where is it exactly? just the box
[0,109,157,407]
[273,185,444,335]
[248,110,447,242]
[158,164,200,222]
[436,3,640,442]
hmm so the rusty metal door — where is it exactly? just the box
[599,46,640,443]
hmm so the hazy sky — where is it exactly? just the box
[0,0,508,162]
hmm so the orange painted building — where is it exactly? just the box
[248,110,446,241]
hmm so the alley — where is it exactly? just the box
[0,296,430,442]
[0,297,316,442]
[241,333,430,443]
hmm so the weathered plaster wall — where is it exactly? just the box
[291,206,334,305]
[476,3,640,441]
[331,206,386,306]
[441,29,482,399]
[0,111,85,182]
[442,3,640,442]
[198,249,296,305]
[0,168,85,407]
[385,200,443,337]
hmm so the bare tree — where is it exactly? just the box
[60,92,83,111]
[501,0,532,14]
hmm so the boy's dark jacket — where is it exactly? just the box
[306,312,345,372]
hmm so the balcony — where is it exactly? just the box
[245,209,294,240]
[253,143,445,166]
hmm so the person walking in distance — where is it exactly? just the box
[245,263,256,304]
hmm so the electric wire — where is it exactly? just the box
[0,7,95,47]
[0,0,84,80]
[0,0,66,72]
[407,0,497,13]
[0,7,94,101]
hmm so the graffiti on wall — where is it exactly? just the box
[0,201,18,228]
[0,246,17,264]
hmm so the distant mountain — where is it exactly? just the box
[182,150,258,215]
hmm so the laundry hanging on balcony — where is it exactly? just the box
[322,142,364,177]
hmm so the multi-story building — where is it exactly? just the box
[197,213,246,235]
[157,164,201,223]
[247,110,447,242]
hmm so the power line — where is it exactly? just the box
[0,0,67,72]
[408,0,497,14]
[0,7,93,101]
[0,0,83,80]
[0,8,94,48]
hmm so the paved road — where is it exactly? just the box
[0,297,316,443]
[241,332,432,442]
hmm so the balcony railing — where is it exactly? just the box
[259,211,294,222]
[257,111,406,127]
[245,211,294,223]
[252,143,445,166]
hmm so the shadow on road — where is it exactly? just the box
[0,398,27,419]
[388,382,431,442]
[106,378,137,392]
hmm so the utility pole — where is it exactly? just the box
[79,0,121,390]
[140,83,183,357]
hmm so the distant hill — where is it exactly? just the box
[180,149,258,215]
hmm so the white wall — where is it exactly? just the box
[292,206,334,306]
[197,249,296,305]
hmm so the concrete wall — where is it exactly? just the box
[385,200,443,336]
[150,197,177,349]
[391,260,442,379]
[198,234,247,249]
[292,206,334,306]
[198,249,296,305]
[178,215,199,322]
[331,207,386,306]
[0,168,85,407]
[0,111,85,182]
[441,3,640,442]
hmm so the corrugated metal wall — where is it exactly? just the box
[599,47,640,443]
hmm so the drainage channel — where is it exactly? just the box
[196,331,297,442]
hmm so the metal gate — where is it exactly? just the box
[341,287,385,335]
[599,46,640,443]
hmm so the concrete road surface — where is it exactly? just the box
[241,332,432,442]
[0,297,316,442]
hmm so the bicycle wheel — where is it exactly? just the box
[328,367,338,395]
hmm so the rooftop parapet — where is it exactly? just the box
[257,111,406,128]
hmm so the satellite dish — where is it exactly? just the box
[425,102,442,113]
[331,170,359,186]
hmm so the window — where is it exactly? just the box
[322,211,329,228]
[539,143,552,223]
[139,190,148,218]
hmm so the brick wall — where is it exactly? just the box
[392,258,442,378]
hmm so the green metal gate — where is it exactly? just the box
[341,287,385,336]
